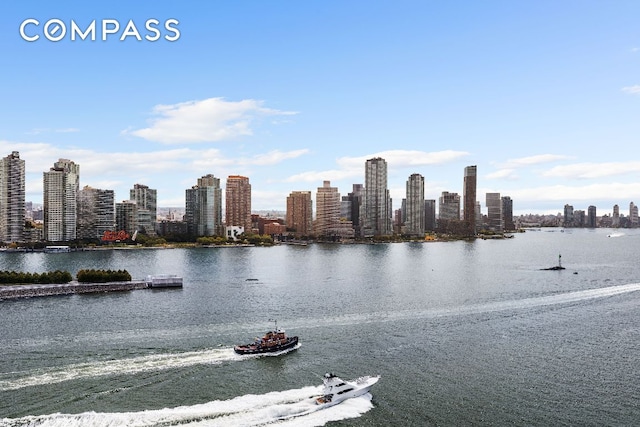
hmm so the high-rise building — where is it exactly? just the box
[630,202,638,226]
[564,204,574,227]
[463,165,477,235]
[405,173,425,236]
[341,184,364,237]
[315,181,341,237]
[43,158,79,242]
[0,151,25,243]
[185,174,223,236]
[225,175,252,232]
[502,196,514,231]
[438,191,460,220]
[486,193,503,232]
[115,200,138,235]
[424,199,436,231]
[587,205,597,228]
[77,186,115,240]
[130,184,157,235]
[612,204,620,227]
[364,157,392,237]
[286,191,313,237]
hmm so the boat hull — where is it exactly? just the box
[315,375,379,407]
[233,336,299,355]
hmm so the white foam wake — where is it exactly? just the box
[290,283,640,328]
[0,385,374,427]
[5,284,639,392]
[452,282,640,317]
[0,345,300,392]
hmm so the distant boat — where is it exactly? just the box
[44,245,70,253]
[234,320,298,355]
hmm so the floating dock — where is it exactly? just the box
[145,274,183,288]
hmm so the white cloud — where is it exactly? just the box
[124,97,298,144]
[1,140,309,203]
[251,189,292,210]
[486,168,518,180]
[283,149,470,186]
[511,182,640,204]
[248,149,310,166]
[285,169,361,183]
[336,149,469,169]
[542,161,640,179]
[622,85,640,95]
[500,154,571,168]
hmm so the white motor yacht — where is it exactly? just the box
[314,373,380,407]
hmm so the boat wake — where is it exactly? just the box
[607,232,625,238]
[5,284,639,393]
[0,344,300,392]
[0,385,374,427]
[288,283,640,329]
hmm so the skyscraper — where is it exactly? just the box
[225,175,252,232]
[405,173,425,236]
[439,191,460,222]
[501,196,514,231]
[564,204,574,227]
[463,165,477,235]
[43,158,79,242]
[115,200,138,235]
[630,202,638,226]
[315,181,341,237]
[424,199,436,231]
[286,191,313,237]
[341,184,364,237]
[612,204,620,227]
[185,174,223,236]
[486,192,502,232]
[77,186,115,240]
[0,151,25,243]
[130,183,157,235]
[364,157,392,237]
[587,205,597,228]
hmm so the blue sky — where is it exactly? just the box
[1,1,639,216]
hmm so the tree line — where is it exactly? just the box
[0,269,132,285]
[0,270,72,284]
[76,269,132,283]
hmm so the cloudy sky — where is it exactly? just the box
[1,1,639,215]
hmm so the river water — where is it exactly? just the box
[1,228,640,426]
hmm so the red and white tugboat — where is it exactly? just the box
[233,320,299,355]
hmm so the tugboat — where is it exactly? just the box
[314,373,380,407]
[234,320,299,355]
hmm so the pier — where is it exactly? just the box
[0,279,173,300]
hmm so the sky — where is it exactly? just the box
[0,1,639,216]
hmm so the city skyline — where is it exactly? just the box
[13,151,640,221]
[1,2,639,215]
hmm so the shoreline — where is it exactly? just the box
[0,280,150,300]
